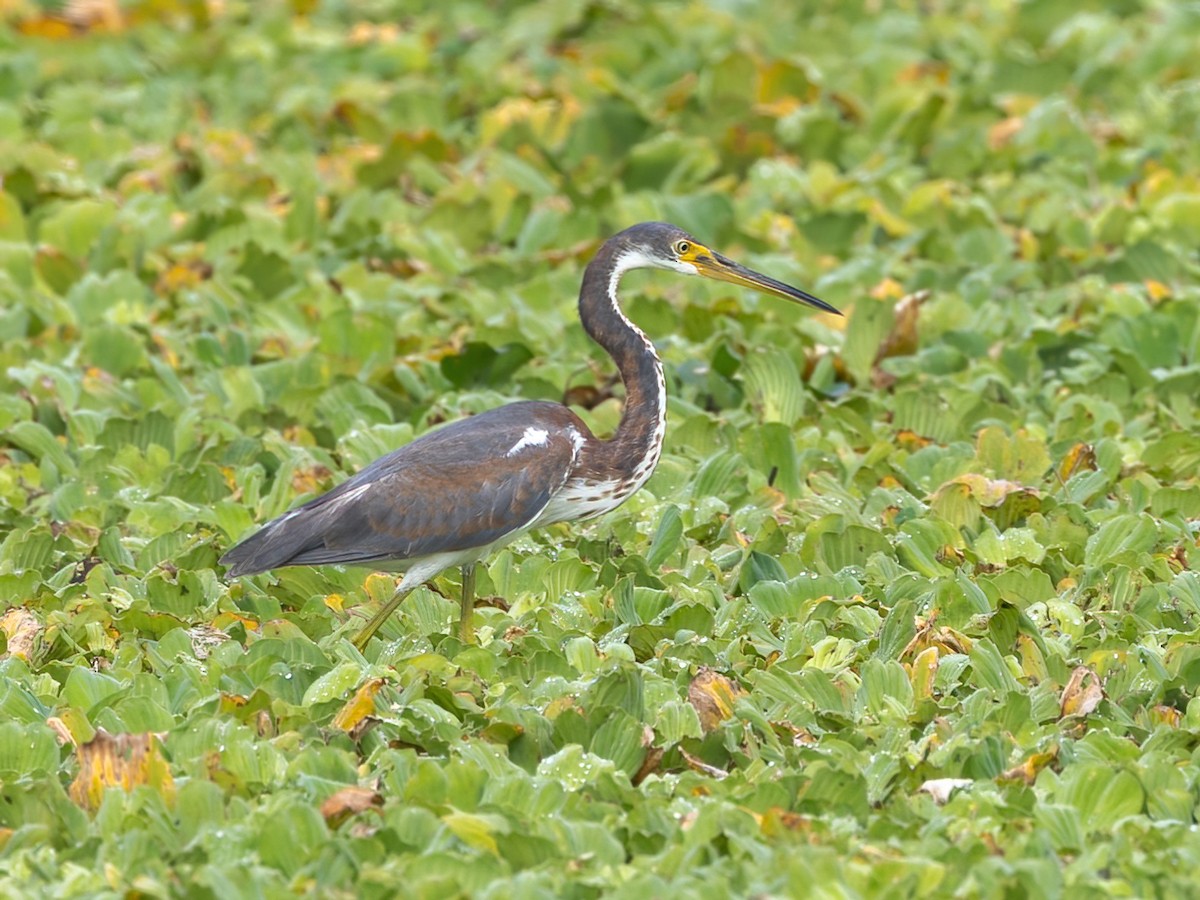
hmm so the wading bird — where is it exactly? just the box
[220,222,838,649]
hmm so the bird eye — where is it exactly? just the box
[674,240,691,256]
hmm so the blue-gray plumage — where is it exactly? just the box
[220,222,839,648]
[222,403,580,573]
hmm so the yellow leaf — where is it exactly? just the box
[1017,634,1049,682]
[1057,442,1097,482]
[156,260,210,295]
[1149,705,1181,728]
[332,679,383,732]
[1016,227,1040,261]
[362,572,397,603]
[897,60,949,84]
[543,696,580,720]
[1144,279,1171,301]
[69,730,175,812]
[211,611,260,631]
[1,608,39,660]
[754,59,817,117]
[869,277,905,300]
[909,646,939,700]
[16,16,75,39]
[895,429,932,451]
[868,199,914,237]
[998,746,1058,785]
[441,811,502,856]
[687,668,746,733]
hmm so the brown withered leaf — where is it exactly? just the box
[155,258,212,295]
[187,624,229,660]
[688,668,746,733]
[679,748,729,780]
[937,474,1035,509]
[320,786,382,828]
[871,289,930,389]
[901,614,973,659]
[292,464,333,496]
[69,730,175,812]
[46,717,75,746]
[988,116,1024,150]
[18,1,124,37]
[759,807,815,837]
[633,747,664,787]
[1060,666,1103,719]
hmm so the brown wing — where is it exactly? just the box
[220,402,582,576]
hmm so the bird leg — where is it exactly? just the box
[352,582,417,651]
[353,564,478,650]
[458,563,476,644]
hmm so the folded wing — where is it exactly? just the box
[220,402,581,576]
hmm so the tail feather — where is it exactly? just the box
[219,514,317,577]
[220,500,394,576]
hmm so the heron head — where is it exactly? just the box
[618,221,840,315]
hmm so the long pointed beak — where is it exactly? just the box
[695,253,841,315]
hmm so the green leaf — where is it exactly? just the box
[741,347,807,426]
[0,722,60,776]
[39,198,116,259]
[645,505,683,568]
[1085,514,1158,566]
[302,662,364,707]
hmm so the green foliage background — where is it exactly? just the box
[2,0,1200,895]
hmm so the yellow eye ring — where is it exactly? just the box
[674,240,691,256]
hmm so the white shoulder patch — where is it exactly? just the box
[567,427,586,455]
[506,427,550,457]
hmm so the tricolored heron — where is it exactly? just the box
[220,222,838,649]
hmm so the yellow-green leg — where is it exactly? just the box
[458,563,476,644]
[353,582,417,651]
[353,562,477,650]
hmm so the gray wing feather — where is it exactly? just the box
[220,402,579,576]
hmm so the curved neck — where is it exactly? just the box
[577,240,666,472]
